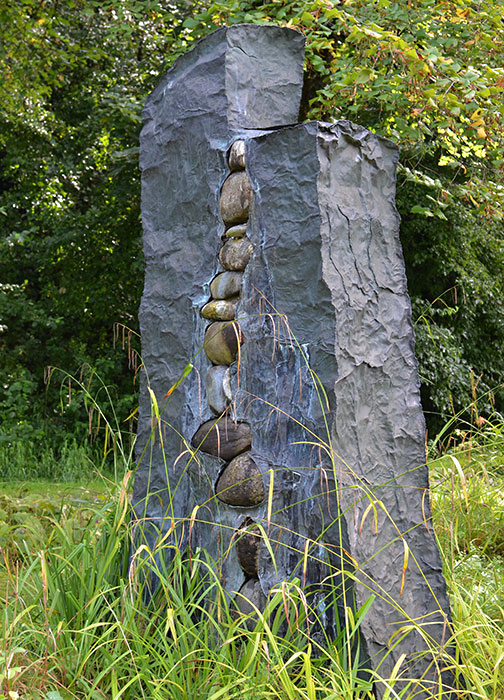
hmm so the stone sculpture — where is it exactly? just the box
[134,24,458,697]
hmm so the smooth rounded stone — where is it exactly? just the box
[204,321,243,365]
[228,140,246,171]
[235,578,267,626]
[224,223,247,239]
[235,519,261,576]
[205,365,233,415]
[210,271,243,300]
[201,299,238,321]
[219,236,253,271]
[219,171,252,225]
[215,454,264,506]
[191,418,251,460]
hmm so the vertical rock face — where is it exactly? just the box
[135,25,456,698]
[134,23,304,539]
[240,122,454,690]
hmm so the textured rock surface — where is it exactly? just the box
[216,453,264,506]
[236,121,455,693]
[134,19,304,607]
[135,25,456,699]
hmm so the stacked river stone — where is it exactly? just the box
[192,141,266,608]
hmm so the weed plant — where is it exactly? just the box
[1,370,503,698]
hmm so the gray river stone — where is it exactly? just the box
[205,365,233,415]
[210,271,243,299]
[236,578,267,626]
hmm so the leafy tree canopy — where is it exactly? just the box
[0,0,503,444]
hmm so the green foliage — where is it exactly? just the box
[1,418,504,698]
[0,481,108,565]
[431,417,504,559]
[0,0,503,438]
[433,451,504,558]
[0,439,104,481]
[428,419,504,697]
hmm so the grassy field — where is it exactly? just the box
[1,420,503,700]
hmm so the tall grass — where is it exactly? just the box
[429,412,504,699]
[1,369,503,698]
[0,439,101,482]
[1,475,374,699]
[1,453,502,699]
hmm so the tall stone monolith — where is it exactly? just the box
[134,25,458,698]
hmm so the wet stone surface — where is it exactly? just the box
[203,321,242,365]
[192,418,251,460]
[210,271,243,299]
[224,223,247,239]
[219,171,253,225]
[236,519,261,576]
[215,453,264,506]
[201,299,238,321]
[228,139,246,171]
[205,365,233,415]
[219,236,253,271]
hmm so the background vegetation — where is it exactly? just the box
[1,0,503,457]
[1,411,503,698]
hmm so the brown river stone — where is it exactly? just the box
[191,418,251,460]
[215,454,264,506]
[228,139,246,171]
[209,271,243,300]
[235,518,261,577]
[219,171,252,225]
[203,321,242,365]
[219,236,253,271]
[201,299,238,321]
